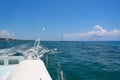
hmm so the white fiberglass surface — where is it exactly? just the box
[0,65,18,77]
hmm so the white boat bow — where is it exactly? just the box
[7,59,52,80]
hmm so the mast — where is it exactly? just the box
[60,33,65,42]
[61,33,64,42]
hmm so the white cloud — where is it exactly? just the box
[0,30,14,38]
[64,25,120,41]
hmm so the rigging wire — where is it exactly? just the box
[45,53,66,80]
[28,1,66,80]
[28,0,36,39]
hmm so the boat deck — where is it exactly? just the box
[0,56,24,80]
[0,65,18,77]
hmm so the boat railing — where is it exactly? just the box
[0,56,24,66]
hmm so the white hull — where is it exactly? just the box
[8,59,52,80]
[0,59,52,80]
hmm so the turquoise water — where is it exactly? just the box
[0,41,120,80]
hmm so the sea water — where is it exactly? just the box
[0,41,120,80]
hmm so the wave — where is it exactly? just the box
[0,44,29,56]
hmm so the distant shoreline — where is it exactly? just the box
[0,38,32,42]
[0,38,120,42]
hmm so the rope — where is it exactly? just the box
[45,53,48,67]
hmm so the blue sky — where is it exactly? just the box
[0,0,120,41]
